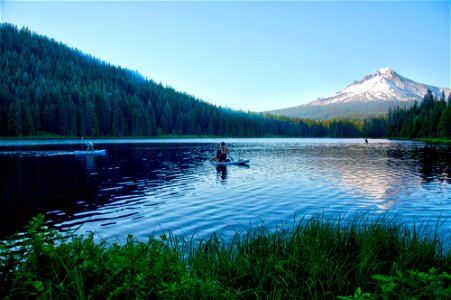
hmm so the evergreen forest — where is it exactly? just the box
[1,24,450,140]
[361,90,451,139]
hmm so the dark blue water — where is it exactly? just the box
[0,138,450,245]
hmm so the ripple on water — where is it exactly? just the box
[1,139,449,246]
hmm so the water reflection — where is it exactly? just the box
[417,145,451,184]
[216,165,228,183]
[0,139,449,244]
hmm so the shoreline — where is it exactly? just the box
[2,214,450,299]
[1,135,450,144]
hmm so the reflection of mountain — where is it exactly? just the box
[333,155,420,211]
[319,144,450,211]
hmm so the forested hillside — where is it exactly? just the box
[0,24,367,138]
[2,24,448,139]
[362,90,451,139]
[385,90,451,139]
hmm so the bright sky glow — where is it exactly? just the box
[1,0,450,112]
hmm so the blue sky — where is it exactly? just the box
[1,1,450,112]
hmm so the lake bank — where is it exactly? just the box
[1,214,450,299]
[2,134,451,147]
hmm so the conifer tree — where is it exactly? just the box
[7,99,22,136]
[146,100,156,136]
[438,106,451,138]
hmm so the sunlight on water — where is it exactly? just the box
[0,138,449,246]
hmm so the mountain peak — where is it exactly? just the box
[308,67,445,106]
[266,67,450,119]
[377,67,394,75]
[363,67,396,82]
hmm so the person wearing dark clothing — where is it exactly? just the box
[220,142,228,161]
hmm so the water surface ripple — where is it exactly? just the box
[0,138,449,245]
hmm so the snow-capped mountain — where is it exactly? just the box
[268,68,450,119]
[309,67,446,106]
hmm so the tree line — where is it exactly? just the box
[0,24,449,140]
[362,90,451,139]
[0,24,365,138]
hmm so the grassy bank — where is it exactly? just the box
[1,215,450,299]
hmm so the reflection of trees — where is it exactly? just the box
[387,144,451,185]
[0,154,104,238]
[416,146,450,184]
[0,143,205,238]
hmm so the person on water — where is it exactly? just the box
[80,137,94,151]
[210,149,222,162]
[219,142,229,162]
[86,141,94,151]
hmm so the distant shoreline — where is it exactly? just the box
[1,135,450,144]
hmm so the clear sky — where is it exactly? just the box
[1,1,450,112]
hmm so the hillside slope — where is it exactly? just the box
[0,24,314,137]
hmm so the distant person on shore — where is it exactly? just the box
[220,142,229,162]
[365,138,368,144]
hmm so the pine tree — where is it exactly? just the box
[7,99,22,136]
[163,102,173,133]
[159,116,168,134]
[22,101,35,136]
[174,112,183,135]
[144,101,155,136]
[438,106,451,138]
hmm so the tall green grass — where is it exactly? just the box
[1,214,450,299]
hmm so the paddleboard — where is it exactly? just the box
[74,149,106,155]
[211,159,250,166]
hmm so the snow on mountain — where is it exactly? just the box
[307,67,447,106]
[266,68,450,119]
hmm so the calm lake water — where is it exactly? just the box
[0,138,450,244]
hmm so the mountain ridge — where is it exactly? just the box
[268,67,450,119]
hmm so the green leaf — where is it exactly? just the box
[32,281,44,292]
[372,274,393,282]
[381,281,395,293]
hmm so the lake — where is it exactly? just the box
[0,138,450,245]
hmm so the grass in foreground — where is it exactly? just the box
[1,214,450,299]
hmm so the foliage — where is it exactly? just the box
[0,24,363,138]
[1,214,450,299]
[1,215,192,299]
[1,24,449,140]
[339,268,451,299]
[385,90,451,139]
[361,90,451,139]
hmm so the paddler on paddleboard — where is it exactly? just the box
[219,142,229,162]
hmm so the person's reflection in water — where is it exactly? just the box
[216,165,228,184]
[85,155,96,174]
